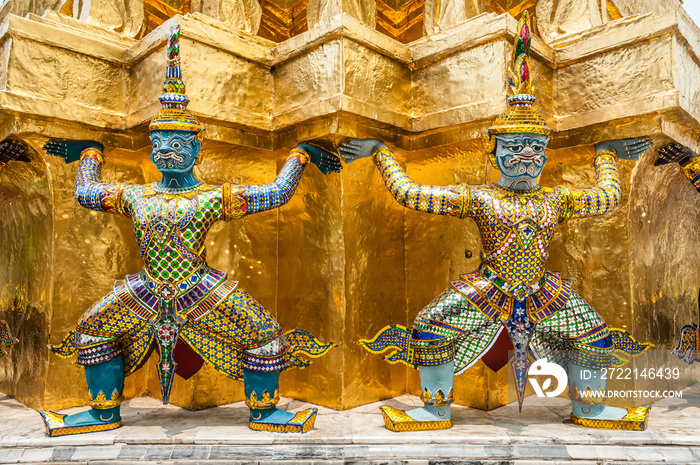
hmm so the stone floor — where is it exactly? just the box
[1,383,699,464]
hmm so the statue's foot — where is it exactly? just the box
[40,408,122,437]
[379,405,452,432]
[571,404,651,431]
[248,407,317,433]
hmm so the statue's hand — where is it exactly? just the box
[654,143,696,167]
[296,142,342,175]
[44,140,104,164]
[338,138,386,163]
[595,138,652,161]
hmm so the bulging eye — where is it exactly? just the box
[153,141,160,149]
[172,141,182,149]
[510,145,523,153]
[533,145,544,152]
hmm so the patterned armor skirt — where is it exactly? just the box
[411,288,613,372]
[52,285,330,380]
[362,287,615,373]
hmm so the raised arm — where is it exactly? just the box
[44,140,131,216]
[373,146,467,217]
[339,139,468,218]
[558,138,651,221]
[220,143,341,220]
[246,148,308,214]
[656,143,700,192]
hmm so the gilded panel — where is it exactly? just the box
[342,40,412,118]
[129,43,169,121]
[555,36,674,117]
[6,39,127,115]
[530,55,554,121]
[629,147,700,347]
[129,38,273,128]
[181,39,273,117]
[412,40,507,118]
[275,150,345,409]
[0,38,10,91]
[674,36,700,130]
[339,149,410,409]
[273,40,342,117]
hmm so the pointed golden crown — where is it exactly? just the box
[487,12,550,140]
[149,24,204,135]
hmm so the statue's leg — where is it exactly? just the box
[41,347,125,436]
[242,339,317,433]
[243,366,292,424]
[404,361,455,422]
[379,289,496,432]
[187,288,317,433]
[41,292,141,437]
[41,354,125,436]
[534,291,650,431]
[242,334,318,433]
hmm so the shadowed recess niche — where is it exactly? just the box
[0,137,52,410]
[490,0,540,33]
[60,0,311,42]
[374,0,542,44]
[257,0,309,42]
[376,0,425,44]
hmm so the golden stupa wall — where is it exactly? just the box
[0,0,699,412]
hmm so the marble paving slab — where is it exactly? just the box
[0,383,699,463]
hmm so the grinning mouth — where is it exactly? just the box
[506,154,545,167]
[154,151,185,163]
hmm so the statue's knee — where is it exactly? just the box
[75,331,121,367]
[410,329,455,366]
[241,333,289,372]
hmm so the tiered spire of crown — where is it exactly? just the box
[484,11,550,150]
[149,24,204,134]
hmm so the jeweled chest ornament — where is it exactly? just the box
[492,196,552,248]
[146,197,197,243]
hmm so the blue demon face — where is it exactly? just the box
[149,130,201,173]
[494,133,549,189]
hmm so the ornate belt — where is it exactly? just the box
[478,265,546,302]
[115,266,236,320]
[113,266,238,404]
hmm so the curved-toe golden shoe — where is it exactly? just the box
[248,408,317,433]
[40,411,122,437]
[379,405,452,432]
[571,404,651,431]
